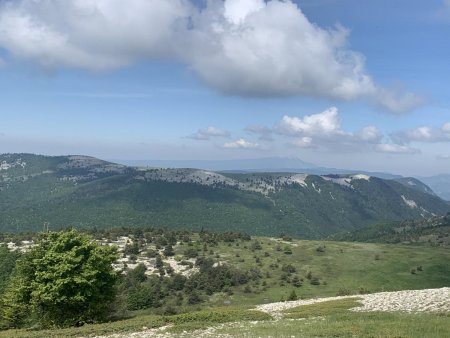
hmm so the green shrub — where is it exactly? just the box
[287,290,298,301]
[167,308,271,326]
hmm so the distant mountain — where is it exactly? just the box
[113,157,402,179]
[418,174,450,201]
[111,157,317,171]
[1,153,449,238]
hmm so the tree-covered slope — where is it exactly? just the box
[331,213,450,246]
[1,154,449,238]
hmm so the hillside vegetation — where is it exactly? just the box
[332,213,450,247]
[1,154,449,238]
[0,228,449,337]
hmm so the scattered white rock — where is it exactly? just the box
[89,288,450,337]
[256,287,450,320]
[0,159,26,171]
[352,287,450,313]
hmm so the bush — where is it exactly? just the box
[283,246,292,255]
[146,249,158,258]
[336,288,351,296]
[163,245,175,257]
[187,291,202,305]
[183,248,198,259]
[292,276,302,288]
[310,277,321,285]
[287,290,298,301]
[124,242,140,255]
[358,287,370,294]
[250,240,262,251]
[281,264,296,274]
[316,245,325,253]
[167,308,271,325]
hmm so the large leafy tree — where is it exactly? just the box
[1,230,118,328]
[0,245,20,297]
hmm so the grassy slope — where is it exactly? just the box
[203,238,450,305]
[219,299,450,338]
[1,237,449,337]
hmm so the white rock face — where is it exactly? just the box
[401,195,418,208]
[352,174,371,181]
[311,182,321,193]
[322,176,352,188]
[287,174,308,188]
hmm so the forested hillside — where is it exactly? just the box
[1,154,449,238]
[331,213,450,246]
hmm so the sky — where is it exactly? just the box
[0,0,449,176]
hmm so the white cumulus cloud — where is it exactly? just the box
[0,0,193,70]
[0,0,421,113]
[276,107,344,136]
[223,138,259,149]
[224,0,265,24]
[275,107,400,152]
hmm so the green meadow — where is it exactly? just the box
[1,232,449,337]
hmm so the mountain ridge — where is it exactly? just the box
[1,153,449,237]
[111,157,449,200]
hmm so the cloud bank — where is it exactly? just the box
[275,107,394,152]
[393,122,450,144]
[0,0,421,113]
[188,107,424,154]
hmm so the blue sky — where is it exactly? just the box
[0,0,449,176]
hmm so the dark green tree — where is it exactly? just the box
[1,230,118,328]
[163,244,175,257]
[287,289,298,301]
